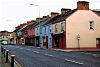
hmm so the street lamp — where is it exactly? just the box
[30,4,40,19]
[30,4,41,47]
[77,34,80,49]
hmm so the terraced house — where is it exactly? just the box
[22,20,36,46]
[40,15,51,48]
[50,1,100,49]
[61,1,100,49]
[13,1,100,50]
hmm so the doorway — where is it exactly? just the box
[96,38,100,48]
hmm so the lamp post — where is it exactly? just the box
[30,4,40,19]
[30,4,41,47]
[77,34,80,49]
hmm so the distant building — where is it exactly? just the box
[0,31,11,44]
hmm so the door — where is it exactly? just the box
[96,38,100,48]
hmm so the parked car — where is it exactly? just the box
[1,41,8,45]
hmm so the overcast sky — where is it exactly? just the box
[0,0,100,32]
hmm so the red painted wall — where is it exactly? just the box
[52,32,66,49]
[24,28,35,38]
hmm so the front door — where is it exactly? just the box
[96,38,100,48]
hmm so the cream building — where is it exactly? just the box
[65,1,100,49]
[52,1,100,49]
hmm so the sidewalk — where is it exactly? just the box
[0,52,10,67]
[52,48,100,52]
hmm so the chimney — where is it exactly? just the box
[61,8,71,14]
[42,15,49,20]
[51,12,59,18]
[16,26,20,29]
[77,1,89,10]
[31,20,36,22]
[27,21,33,25]
[36,18,42,22]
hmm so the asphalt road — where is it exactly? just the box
[1,44,100,67]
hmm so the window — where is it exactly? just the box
[89,21,94,30]
[25,31,27,35]
[50,29,51,33]
[55,24,57,33]
[45,27,46,35]
[61,23,64,32]
[37,28,38,35]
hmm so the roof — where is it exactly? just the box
[44,14,61,25]
[13,28,21,32]
[92,10,100,17]
[40,17,51,26]
[0,31,8,33]
[33,17,51,27]
[53,9,77,24]
[44,9,77,25]
[20,24,34,32]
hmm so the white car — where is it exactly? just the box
[2,41,8,44]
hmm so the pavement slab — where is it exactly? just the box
[0,52,10,67]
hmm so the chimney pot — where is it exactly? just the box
[51,12,59,18]
[61,8,71,14]
[36,17,42,22]
[77,1,89,10]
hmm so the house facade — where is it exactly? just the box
[0,31,11,44]
[52,21,66,49]
[24,28,35,46]
[41,16,51,48]
[10,32,16,44]
[34,18,43,47]
[65,1,100,49]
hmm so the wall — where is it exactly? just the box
[52,21,65,34]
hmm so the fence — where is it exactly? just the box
[1,46,22,67]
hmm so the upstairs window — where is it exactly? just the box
[25,31,27,35]
[55,24,57,33]
[45,27,46,35]
[89,21,94,30]
[61,23,64,32]
[37,28,38,35]
[50,29,51,33]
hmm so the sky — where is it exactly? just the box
[0,0,100,32]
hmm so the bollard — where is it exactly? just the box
[2,47,3,54]
[11,55,15,67]
[6,50,9,63]
[1,46,3,53]
[4,48,6,57]
[1,46,2,52]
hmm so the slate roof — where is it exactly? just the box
[33,17,50,27]
[20,23,36,32]
[93,10,100,17]
[13,28,21,32]
[44,9,77,25]
[53,9,77,24]
[44,14,61,25]
[40,17,51,26]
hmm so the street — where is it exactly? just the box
[1,44,100,67]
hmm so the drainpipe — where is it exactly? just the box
[77,34,80,49]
